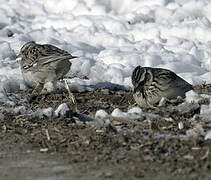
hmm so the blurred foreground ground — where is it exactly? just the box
[0,89,211,180]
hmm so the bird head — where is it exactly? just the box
[16,41,36,59]
[132,66,153,93]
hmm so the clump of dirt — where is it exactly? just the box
[0,89,211,180]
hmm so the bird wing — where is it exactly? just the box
[35,44,77,65]
[153,68,191,89]
[154,68,177,83]
[39,55,73,65]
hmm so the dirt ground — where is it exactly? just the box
[0,89,211,180]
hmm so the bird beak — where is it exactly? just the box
[71,56,78,59]
[16,53,21,59]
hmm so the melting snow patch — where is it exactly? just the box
[95,109,110,126]
[13,106,31,115]
[172,102,199,114]
[111,107,144,120]
[95,109,108,119]
[186,124,205,138]
[200,103,211,121]
[0,93,16,106]
[205,130,211,140]
[36,107,54,118]
[111,108,132,119]
[127,107,143,115]
[185,90,202,103]
[55,103,72,118]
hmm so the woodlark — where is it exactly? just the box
[18,41,77,101]
[131,66,193,108]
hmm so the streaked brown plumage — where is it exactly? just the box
[132,66,193,108]
[18,41,77,97]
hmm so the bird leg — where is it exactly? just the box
[28,83,43,103]
[64,80,76,104]
[32,83,44,96]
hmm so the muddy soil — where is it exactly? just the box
[0,89,211,180]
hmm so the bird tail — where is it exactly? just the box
[41,55,78,65]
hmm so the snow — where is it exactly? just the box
[1,0,211,130]
[95,109,108,119]
[55,103,72,117]
[172,102,199,114]
[37,107,54,118]
[185,90,203,103]
[111,107,144,120]
[95,109,111,126]
[127,107,143,115]
[205,130,211,140]
[13,105,31,115]
[199,103,211,121]
[186,124,205,137]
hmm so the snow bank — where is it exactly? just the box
[1,0,211,95]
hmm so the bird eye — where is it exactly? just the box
[23,65,28,69]
[145,73,151,81]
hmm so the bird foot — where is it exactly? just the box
[26,94,38,103]
[64,80,76,104]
